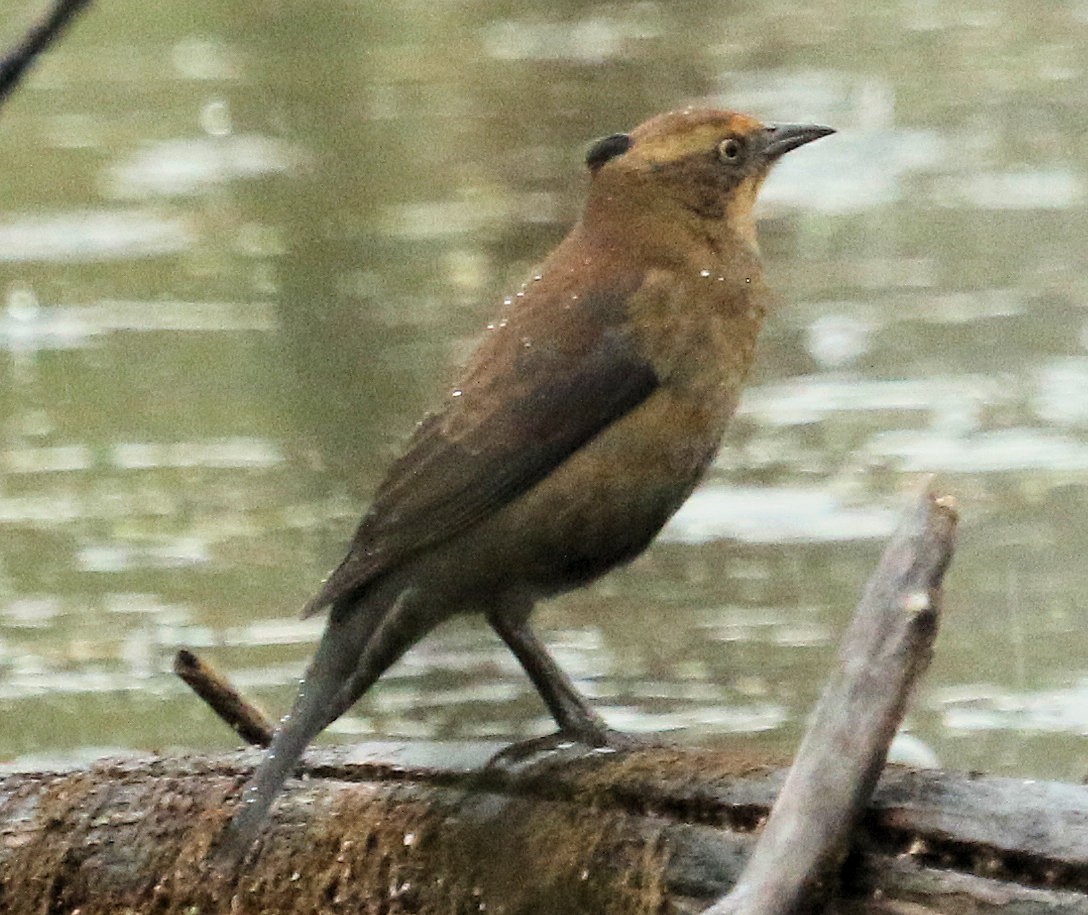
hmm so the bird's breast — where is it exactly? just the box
[627,265,767,399]
[499,266,765,590]
[427,258,768,599]
[472,381,733,595]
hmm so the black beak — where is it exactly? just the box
[762,123,835,161]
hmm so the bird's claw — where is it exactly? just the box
[485,727,674,773]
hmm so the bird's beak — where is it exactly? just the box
[761,123,835,161]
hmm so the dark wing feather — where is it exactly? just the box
[302,283,658,616]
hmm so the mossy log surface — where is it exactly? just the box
[2,740,1087,914]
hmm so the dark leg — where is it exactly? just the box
[488,611,613,745]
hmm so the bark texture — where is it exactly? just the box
[2,744,1088,914]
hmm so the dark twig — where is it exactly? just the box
[0,0,94,111]
[707,483,958,915]
[174,648,275,748]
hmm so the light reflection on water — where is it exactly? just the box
[0,210,193,262]
[2,0,1088,780]
[866,427,1088,473]
[107,134,298,199]
[939,681,1088,735]
[663,485,899,545]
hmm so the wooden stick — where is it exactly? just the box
[0,0,94,110]
[706,484,958,915]
[173,648,275,748]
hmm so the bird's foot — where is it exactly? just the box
[579,726,675,751]
[485,727,674,773]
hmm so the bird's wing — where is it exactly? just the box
[302,281,659,616]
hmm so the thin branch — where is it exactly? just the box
[707,483,958,915]
[0,0,94,111]
[174,648,275,748]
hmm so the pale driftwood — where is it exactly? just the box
[707,487,956,914]
[1,744,1088,914]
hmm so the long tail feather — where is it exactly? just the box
[212,597,383,864]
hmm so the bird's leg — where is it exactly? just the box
[488,610,616,746]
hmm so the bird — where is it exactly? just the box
[215,107,834,861]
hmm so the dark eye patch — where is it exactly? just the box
[585,133,632,171]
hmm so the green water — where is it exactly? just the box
[3,0,1088,780]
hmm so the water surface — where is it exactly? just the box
[2,0,1088,780]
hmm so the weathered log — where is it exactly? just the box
[2,742,1088,914]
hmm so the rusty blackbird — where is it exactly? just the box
[217,107,834,860]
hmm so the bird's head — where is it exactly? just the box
[583,108,833,253]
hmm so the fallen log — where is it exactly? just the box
[2,743,1088,913]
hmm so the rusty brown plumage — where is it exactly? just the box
[217,107,834,862]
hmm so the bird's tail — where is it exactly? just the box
[213,584,423,865]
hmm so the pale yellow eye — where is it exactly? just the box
[718,137,743,164]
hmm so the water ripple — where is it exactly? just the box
[0,210,192,263]
[866,427,1088,473]
[107,134,298,198]
[663,485,898,545]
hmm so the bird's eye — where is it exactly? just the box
[717,137,743,164]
